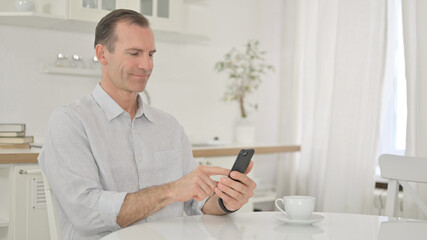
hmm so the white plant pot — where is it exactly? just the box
[234,118,255,144]
[15,0,36,11]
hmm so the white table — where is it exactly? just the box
[102,212,427,240]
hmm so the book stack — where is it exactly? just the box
[0,123,33,149]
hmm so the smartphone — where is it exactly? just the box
[228,149,255,181]
[218,149,255,212]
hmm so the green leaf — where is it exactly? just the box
[214,39,275,114]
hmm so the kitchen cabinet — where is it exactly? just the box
[127,0,183,32]
[69,0,182,31]
[0,165,11,239]
[68,0,127,23]
[0,0,207,42]
[0,0,66,19]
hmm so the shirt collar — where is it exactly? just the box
[92,84,123,121]
[92,84,155,122]
[140,101,156,122]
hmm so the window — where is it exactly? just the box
[394,17,407,153]
[377,0,407,177]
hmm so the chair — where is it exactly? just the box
[19,169,60,240]
[41,171,61,240]
[379,154,427,217]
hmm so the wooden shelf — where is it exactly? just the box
[192,144,301,158]
[0,145,300,164]
[0,149,40,164]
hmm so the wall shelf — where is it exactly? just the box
[41,65,101,77]
[0,12,65,29]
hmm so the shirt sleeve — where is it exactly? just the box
[179,125,209,215]
[38,107,127,236]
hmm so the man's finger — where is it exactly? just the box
[220,176,246,193]
[214,188,239,211]
[198,174,217,195]
[200,165,230,176]
[229,171,248,183]
[201,174,218,190]
[193,185,206,201]
[244,161,254,174]
[229,171,257,190]
[217,182,243,200]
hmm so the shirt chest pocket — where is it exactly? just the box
[150,149,182,185]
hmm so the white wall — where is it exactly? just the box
[0,27,98,142]
[0,0,286,192]
[149,0,284,145]
[1,0,284,143]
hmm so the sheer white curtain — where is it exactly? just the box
[402,0,427,220]
[281,0,388,213]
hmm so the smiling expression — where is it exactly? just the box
[102,21,156,94]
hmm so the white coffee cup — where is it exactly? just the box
[275,195,315,220]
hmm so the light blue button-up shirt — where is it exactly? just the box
[38,84,207,240]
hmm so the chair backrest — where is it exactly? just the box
[41,171,61,240]
[379,154,427,217]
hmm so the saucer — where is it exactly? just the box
[274,213,324,225]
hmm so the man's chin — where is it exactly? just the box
[128,79,148,93]
[134,83,148,93]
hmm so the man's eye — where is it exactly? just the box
[129,52,138,56]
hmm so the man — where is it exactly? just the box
[38,9,256,240]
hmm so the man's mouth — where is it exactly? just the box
[132,73,150,78]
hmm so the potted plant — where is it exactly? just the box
[215,40,274,143]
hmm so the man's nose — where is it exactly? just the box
[137,55,153,71]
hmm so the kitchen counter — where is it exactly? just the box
[0,144,300,164]
[0,148,41,164]
[192,144,300,157]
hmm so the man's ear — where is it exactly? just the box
[95,44,108,65]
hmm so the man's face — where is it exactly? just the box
[103,21,156,94]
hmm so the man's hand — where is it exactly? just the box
[170,165,230,202]
[117,165,229,227]
[214,161,257,212]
